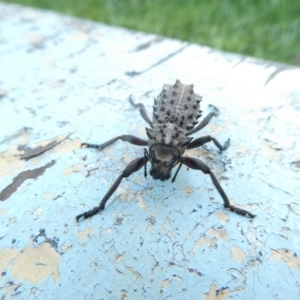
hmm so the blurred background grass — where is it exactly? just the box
[3,0,300,66]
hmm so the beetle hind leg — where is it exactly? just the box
[129,95,153,127]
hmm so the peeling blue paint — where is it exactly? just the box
[0,3,300,299]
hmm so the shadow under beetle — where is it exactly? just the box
[76,80,255,221]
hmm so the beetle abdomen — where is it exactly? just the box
[153,79,202,131]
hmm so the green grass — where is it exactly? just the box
[3,0,300,66]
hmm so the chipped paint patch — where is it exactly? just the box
[161,279,170,288]
[125,266,142,278]
[208,123,223,136]
[5,243,61,284]
[119,188,134,203]
[63,163,84,175]
[55,138,81,154]
[77,227,94,240]
[134,174,144,184]
[0,160,56,201]
[215,212,229,223]
[115,253,125,263]
[203,283,230,300]
[32,207,43,217]
[0,208,8,215]
[184,187,193,194]
[194,236,218,249]
[44,192,53,199]
[208,227,228,240]
[7,217,16,225]
[123,154,135,164]
[0,248,18,272]
[0,144,25,178]
[261,140,278,157]
[136,195,147,209]
[20,134,70,159]
[235,147,247,154]
[270,249,300,269]
[231,246,246,262]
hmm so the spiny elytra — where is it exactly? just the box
[76,79,255,221]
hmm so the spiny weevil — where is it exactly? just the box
[76,79,255,221]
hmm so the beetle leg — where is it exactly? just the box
[181,156,255,218]
[81,135,147,150]
[129,95,153,127]
[186,135,230,151]
[187,105,219,135]
[76,156,148,221]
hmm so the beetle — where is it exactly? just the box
[76,80,255,221]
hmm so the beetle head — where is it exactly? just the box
[148,144,180,181]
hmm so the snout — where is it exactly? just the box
[150,168,171,181]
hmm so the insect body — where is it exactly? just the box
[76,80,255,221]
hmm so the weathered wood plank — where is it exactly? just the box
[0,3,300,299]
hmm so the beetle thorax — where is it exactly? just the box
[146,123,192,155]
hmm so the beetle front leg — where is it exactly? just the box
[81,135,147,150]
[181,157,255,218]
[76,155,148,222]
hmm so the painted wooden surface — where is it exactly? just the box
[0,3,300,299]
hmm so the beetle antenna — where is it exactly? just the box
[144,149,149,177]
[172,160,183,183]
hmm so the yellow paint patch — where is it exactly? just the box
[0,208,8,215]
[194,236,218,249]
[63,163,84,175]
[77,227,94,240]
[9,243,60,283]
[281,226,292,236]
[270,249,300,269]
[208,227,229,240]
[208,123,223,136]
[60,243,72,252]
[184,187,193,194]
[55,138,81,154]
[30,134,68,149]
[261,140,278,157]
[0,144,25,178]
[136,195,147,209]
[0,248,19,272]
[203,283,230,300]
[25,33,43,44]
[123,154,134,164]
[43,192,53,199]
[231,246,246,262]
[215,212,229,223]
[119,189,134,203]
[134,174,144,184]
[71,32,89,41]
[161,279,170,288]
[167,231,174,238]
[125,266,142,278]
[235,147,247,154]
[115,253,125,263]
